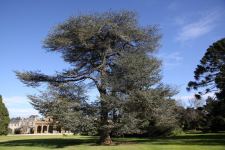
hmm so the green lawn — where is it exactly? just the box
[0,133,225,150]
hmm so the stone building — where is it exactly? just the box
[8,115,67,134]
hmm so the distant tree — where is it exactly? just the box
[182,108,205,130]
[15,11,168,144]
[203,97,225,132]
[0,95,10,135]
[187,38,225,100]
[187,38,225,131]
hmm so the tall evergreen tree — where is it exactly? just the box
[0,95,10,135]
[15,11,162,144]
[187,38,225,100]
[187,38,225,131]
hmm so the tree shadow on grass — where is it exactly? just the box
[113,133,225,146]
[0,134,225,148]
[0,137,98,149]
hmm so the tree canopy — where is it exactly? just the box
[16,11,160,88]
[0,95,10,135]
[15,11,178,144]
[187,38,225,132]
[29,83,98,135]
[187,38,225,100]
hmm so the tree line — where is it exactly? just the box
[0,95,10,135]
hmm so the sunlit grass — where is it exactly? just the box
[0,133,224,150]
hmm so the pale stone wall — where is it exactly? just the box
[8,116,66,134]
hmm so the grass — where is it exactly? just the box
[0,133,225,150]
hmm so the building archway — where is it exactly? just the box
[30,128,34,134]
[37,126,42,133]
[49,126,53,133]
[56,126,61,133]
[43,126,48,133]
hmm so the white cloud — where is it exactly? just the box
[8,108,39,118]
[174,17,186,26]
[176,92,215,101]
[2,96,39,118]
[176,10,221,42]
[175,93,215,108]
[167,1,179,11]
[157,52,183,69]
[3,96,28,105]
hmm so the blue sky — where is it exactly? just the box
[0,0,225,118]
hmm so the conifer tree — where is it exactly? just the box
[0,95,10,135]
[15,11,171,144]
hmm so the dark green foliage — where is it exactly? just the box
[15,10,178,143]
[102,52,179,137]
[187,38,225,132]
[177,107,206,131]
[210,116,225,132]
[202,97,225,132]
[187,38,225,100]
[125,89,179,137]
[29,83,98,135]
[104,52,161,92]
[15,11,160,88]
[0,95,10,135]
